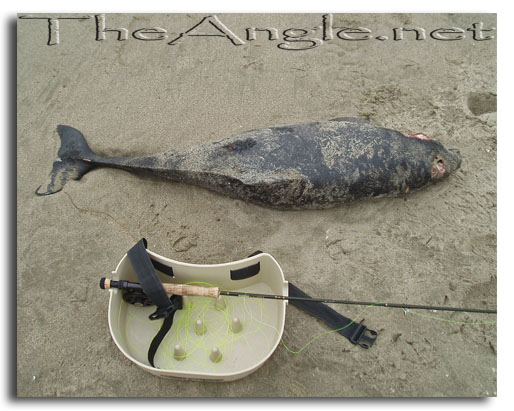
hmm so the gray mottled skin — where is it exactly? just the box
[36,118,461,209]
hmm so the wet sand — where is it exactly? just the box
[17,13,496,396]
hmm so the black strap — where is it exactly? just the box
[127,239,173,320]
[230,262,260,280]
[288,282,377,349]
[147,295,183,367]
[126,239,184,367]
[247,250,263,257]
[150,257,174,277]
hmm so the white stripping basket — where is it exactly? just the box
[106,247,288,381]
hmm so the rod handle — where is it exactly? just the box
[100,278,220,298]
[161,283,220,298]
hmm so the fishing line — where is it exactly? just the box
[65,192,138,241]
[118,284,496,364]
[153,280,275,370]
[280,303,496,355]
[280,304,376,355]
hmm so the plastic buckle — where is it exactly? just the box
[148,295,183,320]
[349,322,378,349]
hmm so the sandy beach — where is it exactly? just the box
[17,13,496,397]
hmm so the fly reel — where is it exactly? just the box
[122,289,153,307]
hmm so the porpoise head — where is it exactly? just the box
[401,131,462,181]
[430,146,461,181]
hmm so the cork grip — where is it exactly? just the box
[162,283,220,298]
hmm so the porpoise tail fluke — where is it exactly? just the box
[36,125,96,196]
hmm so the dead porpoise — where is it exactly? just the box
[36,117,461,209]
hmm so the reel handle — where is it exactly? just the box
[100,277,220,299]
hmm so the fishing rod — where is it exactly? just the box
[99,278,497,315]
